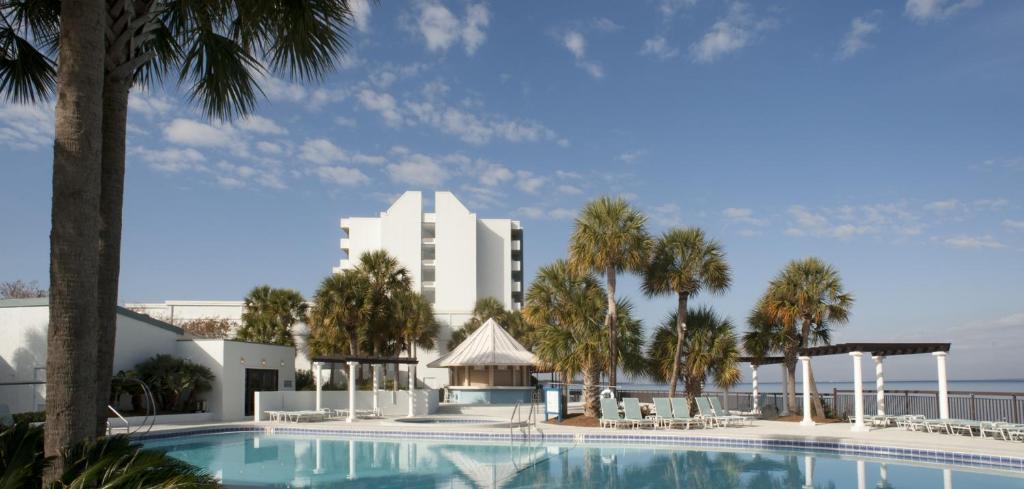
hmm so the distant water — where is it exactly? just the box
[611,379,1024,393]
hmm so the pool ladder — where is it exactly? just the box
[510,399,541,441]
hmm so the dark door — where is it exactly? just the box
[244,368,279,417]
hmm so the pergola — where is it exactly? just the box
[741,342,951,432]
[309,354,420,422]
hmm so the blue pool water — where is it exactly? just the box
[143,432,1024,488]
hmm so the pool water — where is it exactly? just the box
[143,432,1024,488]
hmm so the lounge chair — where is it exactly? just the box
[668,398,700,429]
[708,396,752,426]
[1007,424,1024,442]
[622,398,656,429]
[651,398,674,428]
[896,415,925,431]
[696,397,739,427]
[947,419,981,437]
[600,398,630,429]
[980,421,1011,440]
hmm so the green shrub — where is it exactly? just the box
[11,411,45,425]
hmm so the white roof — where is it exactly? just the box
[427,318,536,368]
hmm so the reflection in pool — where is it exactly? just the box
[142,432,1024,488]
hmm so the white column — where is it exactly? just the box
[348,439,356,480]
[799,356,814,426]
[314,439,323,474]
[880,463,888,485]
[943,468,952,489]
[314,362,322,412]
[347,361,358,423]
[857,460,866,489]
[408,363,417,417]
[803,455,814,489]
[850,351,868,432]
[751,365,760,414]
[372,364,380,416]
[874,355,886,416]
[934,352,950,419]
[781,363,790,416]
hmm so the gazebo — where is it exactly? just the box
[428,318,537,404]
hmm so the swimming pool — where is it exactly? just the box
[142,431,1024,488]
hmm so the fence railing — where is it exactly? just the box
[548,383,1024,422]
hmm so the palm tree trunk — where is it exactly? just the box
[94,75,130,437]
[44,0,106,482]
[784,351,797,416]
[668,292,688,398]
[582,358,600,417]
[605,268,617,393]
[800,319,825,417]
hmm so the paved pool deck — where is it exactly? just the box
[140,415,1024,464]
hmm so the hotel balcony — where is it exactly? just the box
[512,260,521,272]
[512,281,522,293]
[340,238,350,250]
[422,259,436,267]
[421,281,436,289]
[340,218,352,230]
[424,213,437,223]
[422,238,436,246]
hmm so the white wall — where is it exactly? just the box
[253,389,438,421]
[477,219,513,310]
[434,191,477,313]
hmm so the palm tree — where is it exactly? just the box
[307,270,371,357]
[647,307,740,409]
[758,257,853,417]
[568,196,651,392]
[237,285,307,346]
[2,0,362,439]
[2,0,106,475]
[394,291,439,388]
[643,227,731,398]
[526,260,647,417]
[355,250,412,356]
[447,297,533,351]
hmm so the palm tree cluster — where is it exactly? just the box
[305,250,439,385]
[133,354,215,413]
[531,196,853,421]
[2,0,363,478]
[446,297,534,351]
[236,285,308,346]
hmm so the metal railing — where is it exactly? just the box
[510,401,521,439]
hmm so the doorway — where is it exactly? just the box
[244,368,278,417]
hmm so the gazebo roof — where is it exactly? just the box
[427,318,536,368]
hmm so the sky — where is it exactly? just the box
[2,0,1023,383]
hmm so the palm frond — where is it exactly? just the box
[0,24,55,102]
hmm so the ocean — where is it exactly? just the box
[614,379,1024,393]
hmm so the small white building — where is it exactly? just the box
[0,298,295,421]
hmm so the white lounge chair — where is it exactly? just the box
[622,398,656,429]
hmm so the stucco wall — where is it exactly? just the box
[477,219,513,310]
[253,389,438,421]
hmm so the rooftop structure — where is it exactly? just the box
[428,318,536,405]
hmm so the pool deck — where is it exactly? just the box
[140,415,1024,465]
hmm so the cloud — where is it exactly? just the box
[905,0,982,22]
[236,115,288,135]
[838,15,879,60]
[1003,219,1024,231]
[334,116,357,127]
[690,2,775,63]
[0,103,54,150]
[619,151,644,163]
[256,74,307,102]
[943,235,1006,249]
[974,198,1008,210]
[214,160,286,189]
[659,0,698,18]
[313,166,370,186]
[723,207,767,226]
[558,184,583,195]
[784,203,922,240]
[357,89,404,127]
[562,30,604,78]
[518,207,576,220]
[413,1,490,55]
[350,0,372,31]
[256,142,284,155]
[640,36,680,59]
[388,153,448,187]
[405,98,563,145]
[516,171,546,193]
[591,18,622,31]
[299,138,348,165]
[163,119,240,150]
[650,203,684,227]
[477,163,514,186]
[923,198,961,212]
[972,157,1024,171]
[134,147,207,173]
[128,93,174,118]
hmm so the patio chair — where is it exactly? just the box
[896,415,925,431]
[652,398,675,428]
[667,398,700,429]
[1007,424,1024,442]
[947,419,981,437]
[622,398,656,429]
[600,398,630,429]
[980,421,1010,440]
[708,396,751,426]
[696,397,733,427]
[921,418,950,434]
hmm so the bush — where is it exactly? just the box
[11,411,44,425]
[134,354,215,413]
[295,369,314,391]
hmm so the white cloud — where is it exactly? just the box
[477,163,514,186]
[517,207,576,220]
[414,1,490,55]
[1001,219,1024,231]
[924,199,961,212]
[256,74,307,102]
[659,0,698,18]
[592,18,622,32]
[785,203,922,240]
[215,160,286,189]
[134,147,207,173]
[314,166,370,186]
[556,170,583,179]
[0,103,54,150]
[358,89,404,127]
[299,138,348,165]
[163,119,239,150]
[558,184,583,195]
[128,93,174,118]
[944,235,1005,249]
[640,36,680,59]
[548,208,577,220]
[334,116,357,127]
[562,30,604,78]
[905,0,982,22]
[690,2,775,63]
[256,141,284,155]
[236,115,288,135]
[723,207,767,226]
[388,153,448,187]
[650,203,684,227]
[350,0,372,31]
[838,16,879,60]
[619,151,644,163]
[516,171,546,193]
[974,198,1008,210]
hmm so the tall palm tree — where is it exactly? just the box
[3,0,105,477]
[2,0,362,438]
[447,297,533,350]
[758,257,853,417]
[307,270,371,357]
[647,307,740,408]
[395,290,439,359]
[355,250,412,356]
[237,285,307,346]
[643,227,731,397]
[526,260,647,416]
[568,196,651,392]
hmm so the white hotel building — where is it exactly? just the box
[334,191,524,387]
[129,191,523,389]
